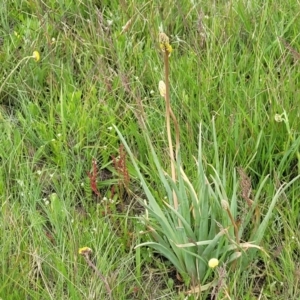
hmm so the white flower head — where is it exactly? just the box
[274,114,284,123]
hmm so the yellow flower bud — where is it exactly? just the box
[32,51,40,62]
[159,32,169,44]
[208,258,219,268]
[78,247,92,255]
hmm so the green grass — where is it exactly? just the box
[1,0,300,299]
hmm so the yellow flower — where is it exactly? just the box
[158,80,166,97]
[32,51,40,62]
[208,258,219,268]
[159,32,172,56]
[78,247,92,255]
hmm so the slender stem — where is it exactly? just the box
[0,56,31,94]
[83,253,113,300]
[164,51,179,211]
[169,105,180,158]
[226,208,239,245]
[282,111,300,174]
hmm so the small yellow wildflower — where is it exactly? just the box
[78,247,92,255]
[32,51,40,62]
[158,80,166,97]
[208,258,219,268]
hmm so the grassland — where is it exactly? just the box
[0,1,300,299]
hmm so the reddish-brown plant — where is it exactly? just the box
[87,158,101,198]
[111,144,130,200]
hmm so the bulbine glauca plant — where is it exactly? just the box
[114,32,299,294]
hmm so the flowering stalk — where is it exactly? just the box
[0,51,40,94]
[159,32,180,212]
[79,247,112,299]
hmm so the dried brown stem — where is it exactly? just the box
[163,46,179,212]
[82,253,113,300]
